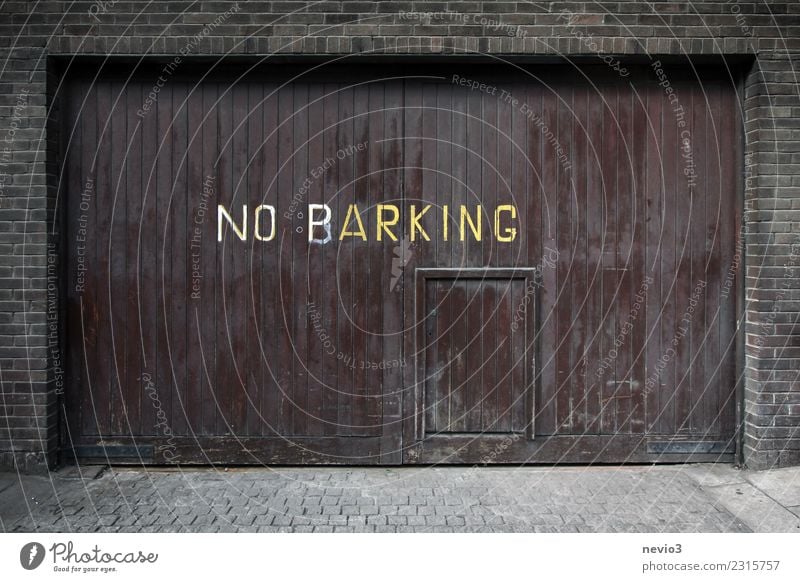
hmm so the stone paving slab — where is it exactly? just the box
[0,464,791,533]
[745,467,800,508]
[684,464,800,533]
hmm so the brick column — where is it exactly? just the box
[0,45,57,473]
[743,55,800,470]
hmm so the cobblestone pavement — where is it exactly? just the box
[1,464,798,533]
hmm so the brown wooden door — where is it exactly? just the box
[63,64,740,465]
[63,69,405,464]
[401,67,740,463]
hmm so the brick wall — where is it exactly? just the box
[0,1,797,472]
[743,55,800,470]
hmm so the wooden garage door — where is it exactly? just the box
[401,67,741,463]
[62,64,740,464]
[63,68,405,464]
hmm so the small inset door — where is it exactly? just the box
[405,269,537,460]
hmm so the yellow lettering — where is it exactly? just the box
[410,205,431,241]
[459,206,482,241]
[377,204,399,242]
[339,204,367,241]
[494,205,517,242]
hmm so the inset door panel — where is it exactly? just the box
[411,269,536,443]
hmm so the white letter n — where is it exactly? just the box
[218,204,247,241]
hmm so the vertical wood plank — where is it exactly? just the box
[66,80,89,438]
[380,80,404,462]
[109,81,128,435]
[571,82,589,434]
[616,84,634,434]
[259,82,280,436]
[555,85,573,434]
[702,85,722,437]
[170,82,189,438]
[401,79,422,441]
[718,86,738,438]
[449,281,467,432]
[351,83,370,436]
[629,82,648,435]
[660,79,679,436]
[674,87,693,434]
[366,82,385,435]
[245,81,264,437]
[336,84,354,437]
[509,82,528,434]
[216,83,236,435]
[291,82,309,436]
[139,80,158,438]
[599,85,618,435]
[584,85,604,435]
[306,83,325,437]
[538,84,557,436]
[465,279,482,431]
[199,82,218,436]
[644,82,663,434]
[185,83,204,437]
[276,84,294,435]
[419,84,437,435]
[123,82,143,438]
[320,84,339,437]
[93,81,113,437]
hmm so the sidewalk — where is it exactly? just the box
[1,464,798,533]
